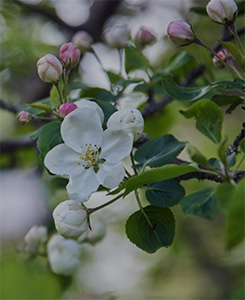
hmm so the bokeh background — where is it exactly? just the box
[0,0,244,299]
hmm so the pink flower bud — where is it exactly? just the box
[37,54,63,84]
[71,31,93,53]
[212,49,232,68]
[17,111,32,125]
[103,24,130,48]
[135,27,157,48]
[206,0,238,25]
[59,102,78,117]
[167,20,196,46]
[59,42,81,69]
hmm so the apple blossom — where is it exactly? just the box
[135,27,157,48]
[37,54,63,84]
[167,20,196,46]
[44,106,133,202]
[53,200,89,238]
[206,0,238,25]
[60,42,81,69]
[24,225,48,248]
[107,108,144,141]
[47,234,81,276]
[72,31,93,53]
[59,102,78,117]
[74,99,104,124]
[103,24,130,48]
[17,111,32,125]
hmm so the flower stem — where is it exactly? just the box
[63,69,70,103]
[130,151,138,175]
[54,82,63,105]
[134,190,153,228]
[229,24,245,55]
[88,192,124,214]
[196,39,238,78]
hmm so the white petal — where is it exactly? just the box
[100,128,133,162]
[97,161,125,188]
[61,108,103,153]
[44,144,81,176]
[75,98,104,124]
[67,167,100,202]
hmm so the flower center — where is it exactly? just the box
[78,143,99,169]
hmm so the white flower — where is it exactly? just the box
[24,225,47,248]
[85,220,106,244]
[107,108,144,141]
[53,200,89,239]
[75,98,104,124]
[104,24,130,48]
[44,106,133,202]
[47,234,81,276]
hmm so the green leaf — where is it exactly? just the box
[161,75,225,101]
[107,71,124,85]
[220,78,245,92]
[36,121,63,162]
[212,95,244,113]
[226,179,245,250]
[163,52,194,73]
[25,103,53,113]
[218,40,245,71]
[215,182,235,210]
[217,136,228,165]
[79,87,118,103]
[146,180,185,207]
[125,46,149,72]
[125,205,175,253]
[124,164,201,196]
[24,97,52,116]
[240,139,245,153]
[134,134,186,168]
[94,99,117,124]
[50,85,61,108]
[180,188,220,219]
[187,144,209,167]
[180,99,223,144]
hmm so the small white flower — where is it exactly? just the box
[24,225,48,248]
[53,200,89,239]
[47,234,81,276]
[80,220,106,244]
[44,106,133,202]
[104,24,130,48]
[107,108,144,141]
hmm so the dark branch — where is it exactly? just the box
[0,99,22,114]
[0,138,36,153]
[226,122,245,155]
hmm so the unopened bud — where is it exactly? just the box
[72,31,93,54]
[107,108,144,141]
[53,200,89,239]
[59,102,78,117]
[167,20,196,46]
[103,24,130,48]
[47,234,81,276]
[17,111,32,125]
[24,225,48,248]
[59,42,81,69]
[84,221,106,244]
[206,0,238,25]
[212,49,232,68]
[135,27,157,48]
[37,54,63,84]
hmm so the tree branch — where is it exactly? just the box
[0,99,22,114]
[226,122,245,155]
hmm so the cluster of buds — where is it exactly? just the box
[212,49,232,68]
[103,24,130,48]
[135,26,157,48]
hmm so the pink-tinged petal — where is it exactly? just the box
[97,162,125,189]
[100,128,133,162]
[61,108,103,153]
[44,144,81,176]
[67,167,100,202]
